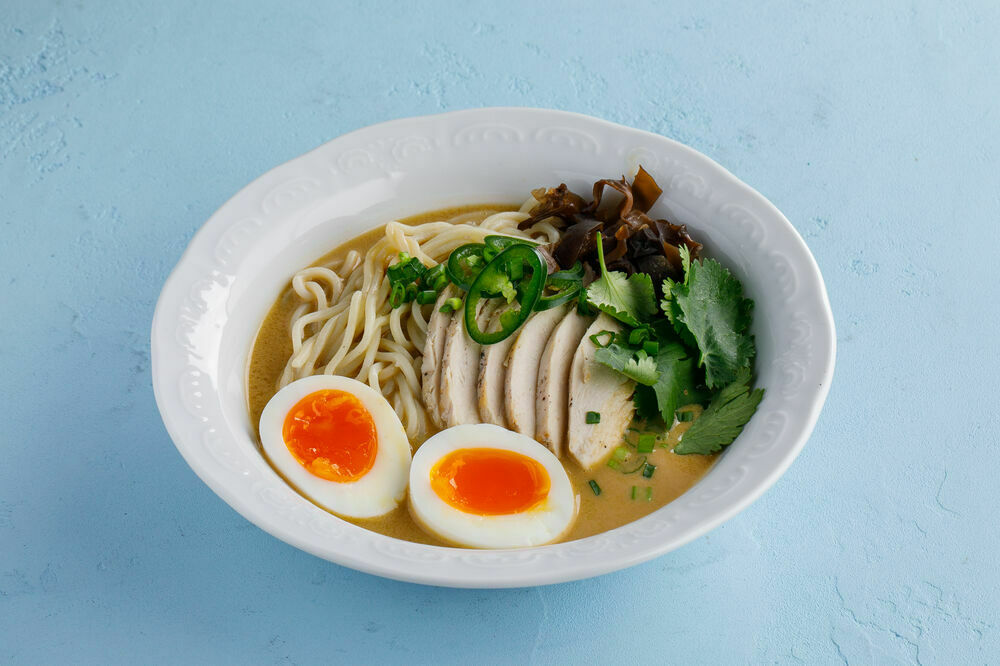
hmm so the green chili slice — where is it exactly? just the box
[463,244,545,345]
[484,235,539,253]
[446,243,488,290]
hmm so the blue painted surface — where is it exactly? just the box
[1,0,998,663]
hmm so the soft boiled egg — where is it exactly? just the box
[408,424,577,548]
[259,375,411,519]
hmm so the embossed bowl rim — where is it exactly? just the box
[151,107,835,587]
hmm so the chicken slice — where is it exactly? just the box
[535,308,591,456]
[477,302,514,427]
[567,314,636,469]
[439,299,489,427]
[504,305,567,438]
[421,285,457,429]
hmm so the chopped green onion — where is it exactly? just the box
[534,282,581,311]
[637,433,655,453]
[613,446,629,461]
[389,282,405,308]
[589,330,615,348]
[404,283,418,303]
[630,486,637,500]
[606,458,621,470]
[440,297,463,313]
[642,462,656,479]
[622,455,646,474]
[642,340,660,355]
[586,411,601,424]
[676,409,695,422]
[628,328,649,345]
[588,480,602,496]
[646,487,653,502]
[416,290,438,305]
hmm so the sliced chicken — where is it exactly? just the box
[535,308,592,456]
[439,299,489,427]
[421,285,457,429]
[477,303,514,427]
[504,305,568,437]
[567,314,636,469]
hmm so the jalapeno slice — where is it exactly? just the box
[446,243,488,290]
[464,245,546,345]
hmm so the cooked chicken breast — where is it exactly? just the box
[439,299,488,427]
[421,285,457,429]
[535,308,592,456]
[477,303,514,427]
[504,305,567,437]
[567,314,636,469]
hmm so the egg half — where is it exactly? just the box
[259,375,411,519]
[409,424,577,548]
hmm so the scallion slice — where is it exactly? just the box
[588,480,602,496]
[646,487,653,502]
[637,433,655,453]
[440,297,463,313]
[642,462,656,479]
[630,486,637,500]
[586,411,601,424]
[612,446,629,461]
[606,458,621,470]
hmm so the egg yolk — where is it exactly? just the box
[429,448,550,516]
[282,389,377,482]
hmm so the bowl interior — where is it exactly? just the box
[154,108,834,587]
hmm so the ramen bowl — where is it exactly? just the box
[151,107,835,587]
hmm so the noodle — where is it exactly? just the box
[276,206,558,440]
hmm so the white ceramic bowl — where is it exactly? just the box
[151,108,835,588]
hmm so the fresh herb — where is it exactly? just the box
[646,487,653,502]
[415,290,438,305]
[612,446,629,461]
[630,486,637,500]
[606,458,621,470]
[674,369,765,455]
[661,246,756,389]
[588,480,602,496]
[642,340,660,355]
[594,344,659,386]
[584,233,658,327]
[586,411,601,424]
[621,455,647,474]
[675,408,695,422]
[641,462,656,479]
[648,342,699,426]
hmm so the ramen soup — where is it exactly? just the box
[248,169,765,548]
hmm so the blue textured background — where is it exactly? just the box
[2,1,997,663]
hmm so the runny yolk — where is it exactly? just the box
[429,448,551,516]
[282,389,378,482]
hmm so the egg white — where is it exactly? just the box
[259,375,411,519]
[409,424,578,548]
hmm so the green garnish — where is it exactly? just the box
[446,243,488,290]
[661,246,756,389]
[628,327,650,345]
[439,297,463,313]
[676,408,695,422]
[588,480,602,496]
[612,446,629,461]
[589,330,615,348]
[606,458,620,470]
[415,289,438,305]
[642,340,659,355]
[674,369,765,455]
[630,486,637,500]
[585,411,601,424]
[389,282,406,308]
[648,342,699,425]
[464,245,545,345]
[621,455,647,474]
[593,344,659,386]
[637,434,655,454]
[641,462,656,479]
[646,487,653,502]
[584,233,657,327]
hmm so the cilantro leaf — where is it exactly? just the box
[649,342,699,424]
[585,233,657,326]
[661,246,756,388]
[674,368,764,455]
[633,384,659,421]
[594,344,659,386]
